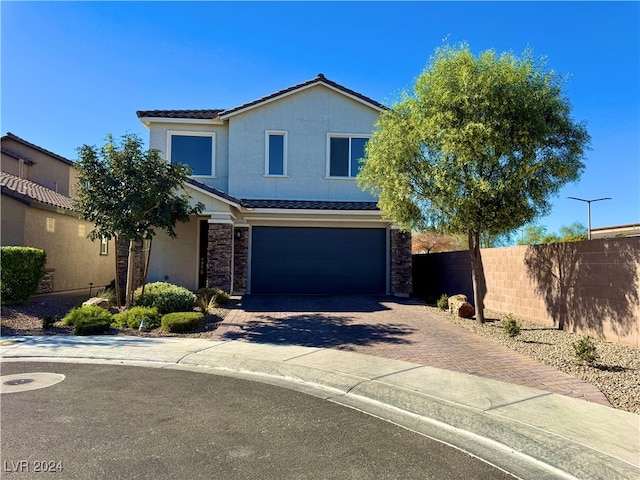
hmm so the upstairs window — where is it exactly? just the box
[327,135,369,178]
[265,131,287,176]
[168,131,215,177]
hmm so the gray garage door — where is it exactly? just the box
[251,227,386,294]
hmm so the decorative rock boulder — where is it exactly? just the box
[82,297,111,310]
[448,294,475,319]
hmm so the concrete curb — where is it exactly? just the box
[1,336,638,480]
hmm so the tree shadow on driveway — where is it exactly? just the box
[220,313,416,350]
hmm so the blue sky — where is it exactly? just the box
[2,1,638,234]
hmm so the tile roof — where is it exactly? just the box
[136,74,386,121]
[241,199,379,211]
[1,132,74,165]
[136,109,224,120]
[1,171,74,211]
[220,74,386,118]
[186,178,242,206]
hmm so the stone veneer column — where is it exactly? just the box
[116,237,145,293]
[233,227,249,294]
[390,229,412,297]
[207,222,233,293]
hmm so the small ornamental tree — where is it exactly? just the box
[74,134,203,307]
[358,44,590,323]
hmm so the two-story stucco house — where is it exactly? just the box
[137,74,411,296]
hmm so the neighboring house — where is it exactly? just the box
[1,133,114,294]
[137,74,412,296]
[591,223,640,240]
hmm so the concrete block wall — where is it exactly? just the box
[413,238,639,348]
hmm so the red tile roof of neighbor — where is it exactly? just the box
[0,171,74,210]
[1,132,74,165]
[136,74,386,120]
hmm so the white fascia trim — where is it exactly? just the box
[220,82,385,119]
[139,117,224,127]
[184,183,242,210]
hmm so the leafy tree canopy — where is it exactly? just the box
[358,43,590,236]
[74,133,203,242]
[358,43,590,322]
[517,222,588,245]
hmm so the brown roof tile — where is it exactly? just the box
[241,199,379,211]
[136,75,386,122]
[136,109,224,120]
[1,171,74,210]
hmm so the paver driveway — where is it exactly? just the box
[212,295,609,406]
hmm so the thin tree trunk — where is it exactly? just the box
[468,229,486,324]
[114,235,121,308]
[141,236,153,297]
[125,239,136,309]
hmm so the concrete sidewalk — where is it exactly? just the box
[1,335,638,480]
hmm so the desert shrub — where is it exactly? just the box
[134,282,195,315]
[96,287,117,304]
[503,315,521,337]
[62,305,112,335]
[42,315,60,330]
[573,336,598,364]
[437,294,449,311]
[195,287,230,313]
[1,246,47,304]
[113,306,160,330]
[161,312,204,333]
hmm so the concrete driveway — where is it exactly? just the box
[213,295,609,405]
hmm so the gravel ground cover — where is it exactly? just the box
[1,296,638,414]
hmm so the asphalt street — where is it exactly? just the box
[1,362,515,480]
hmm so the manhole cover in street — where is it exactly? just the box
[0,373,65,394]
[4,378,35,386]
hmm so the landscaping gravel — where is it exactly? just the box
[1,296,638,414]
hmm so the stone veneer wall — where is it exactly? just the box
[233,227,249,294]
[390,229,412,296]
[207,223,232,292]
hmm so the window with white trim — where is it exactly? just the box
[327,135,369,178]
[100,236,109,256]
[167,131,215,177]
[265,131,287,176]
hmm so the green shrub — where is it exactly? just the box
[161,312,204,333]
[195,287,230,313]
[503,315,521,337]
[1,246,47,304]
[113,306,160,330]
[573,336,598,364]
[42,315,60,330]
[437,294,449,311]
[62,305,112,335]
[134,282,195,315]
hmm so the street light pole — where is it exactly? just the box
[567,197,612,240]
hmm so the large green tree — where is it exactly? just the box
[74,134,203,308]
[358,44,590,323]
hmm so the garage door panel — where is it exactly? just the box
[251,227,386,294]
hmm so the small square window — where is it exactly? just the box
[328,135,369,178]
[168,132,215,177]
[265,131,287,176]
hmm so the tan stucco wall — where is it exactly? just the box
[1,196,26,245]
[1,139,74,196]
[20,207,115,292]
[146,218,200,290]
